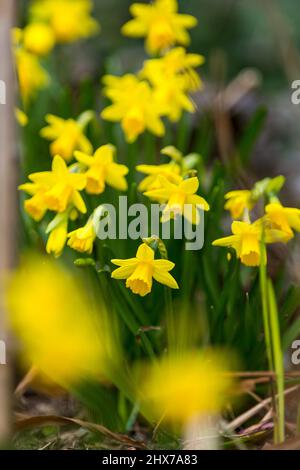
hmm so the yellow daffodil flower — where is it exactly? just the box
[6,257,110,385]
[224,190,254,220]
[15,49,49,104]
[265,202,300,241]
[23,23,56,56]
[68,218,96,254]
[213,220,266,267]
[101,75,165,143]
[30,0,100,44]
[22,155,87,214]
[153,75,196,122]
[41,114,93,162]
[141,47,204,93]
[144,176,209,224]
[46,218,68,258]
[111,242,179,296]
[122,0,198,55]
[74,144,129,194]
[136,162,182,192]
[18,182,49,221]
[141,350,234,424]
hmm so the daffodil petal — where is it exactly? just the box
[153,270,179,289]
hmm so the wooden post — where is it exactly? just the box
[0,0,16,442]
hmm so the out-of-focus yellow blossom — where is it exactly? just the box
[15,108,28,127]
[122,0,197,55]
[15,49,49,104]
[30,0,100,44]
[21,155,87,214]
[155,75,196,122]
[74,144,128,194]
[224,190,254,220]
[6,257,109,385]
[111,242,179,297]
[68,218,96,254]
[145,176,209,225]
[213,220,266,267]
[46,218,68,258]
[265,202,300,241]
[141,350,234,424]
[102,75,165,143]
[23,23,56,56]
[136,162,181,192]
[41,114,93,162]
[141,47,204,93]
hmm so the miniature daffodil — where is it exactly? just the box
[213,220,266,267]
[46,218,68,258]
[74,144,128,194]
[67,218,96,254]
[144,176,209,225]
[30,0,100,44]
[111,242,179,296]
[265,202,300,241]
[141,47,204,93]
[41,114,93,162]
[136,162,182,192]
[224,190,254,219]
[122,0,197,55]
[15,49,49,104]
[23,23,56,56]
[102,75,165,143]
[22,155,87,214]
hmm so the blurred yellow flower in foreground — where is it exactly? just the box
[6,257,109,385]
[20,155,87,215]
[136,162,181,192]
[23,23,56,56]
[68,218,96,254]
[122,0,197,55]
[41,114,93,162]
[30,0,100,44]
[102,74,165,143]
[111,242,178,296]
[15,48,49,104]
[265,202,300,241]
[140,350,234,425]
[145,176,209,224]
[224,190,254,220]
[74,144,129,194]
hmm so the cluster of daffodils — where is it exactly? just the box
[101,0,204,142]
[213,176,300,267]
[20,127,128,258]
[20,116,209,295]
[13,0,99,105]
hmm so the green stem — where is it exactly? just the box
[267,280,285,444]
[259,256,274,372]
[156,238,175,352]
